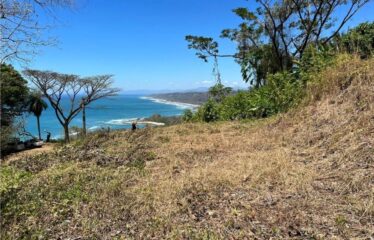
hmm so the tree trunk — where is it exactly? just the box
[82,103,86,137]
[37,116,41,140]
[63,124,70,143]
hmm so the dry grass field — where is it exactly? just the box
[1,56,373,239]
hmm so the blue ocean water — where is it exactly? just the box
[24,95,193,139]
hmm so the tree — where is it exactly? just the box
[0,63,29,149]
[0,0,73,63]
[23,70,120,142]
[27,91,48,140]
[208,83,232,103]
[339,21,374,59]
[0,63,29,124]
[186,35,225,84]
[186,0,369,87]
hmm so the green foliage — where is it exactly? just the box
[182,109,194,122]
[298,45,336,85]
[219,72,303,120]
[187,0,369,88]
[191,46,339,123]
[28,91,48,139]
[196,99,221,122]
[185,35,219,62]
[0,64,29,126]
[28,91,48,117]
[339,21,374,59]
[0,166,31,197]
[263,72,305,113]
[239,44,285,88]
[218,91,252,120]
[193,24,374,125]
[0,63,29,149]
[208,83,232,102]
[0,166,31,215]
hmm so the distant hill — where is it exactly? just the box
[121,87,209,96]
[150,91,209,105]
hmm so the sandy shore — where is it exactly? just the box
[140,96,200,109]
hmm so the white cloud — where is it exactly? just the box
[200,80,214,85]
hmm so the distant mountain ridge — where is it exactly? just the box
[149,87,247,105]
[121,87,209,96]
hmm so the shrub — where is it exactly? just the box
[340,21,374,59]
[198,99,221,122]
[220,91,252,120]
[218,72,304,120]
[191,46,357,123]
[182,109,194,122]
[265,71,304,112]
[192,71,304,122]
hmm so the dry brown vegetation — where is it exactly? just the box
[1,56,373,239]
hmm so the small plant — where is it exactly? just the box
[335,215,347,227]
[200,99,221,122]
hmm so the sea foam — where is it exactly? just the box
[105,118,165,126]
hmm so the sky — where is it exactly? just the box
[18,0,374,92]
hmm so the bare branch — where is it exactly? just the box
[0,0,73,63]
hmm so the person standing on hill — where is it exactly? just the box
[45,130,51,142]
[131,121,137,131]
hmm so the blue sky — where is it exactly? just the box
[22,0,374,91]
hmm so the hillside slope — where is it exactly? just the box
[1,57,373,239]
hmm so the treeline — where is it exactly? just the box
[183,0,373,123]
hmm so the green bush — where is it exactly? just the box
[219,91,252,120]
[218,71,304,121]
[340,21,374,59]
[264,71,304,113]
[182,109,194,122]
[191,45,351,123]
[192,71,304,122]
[197,99,221,122]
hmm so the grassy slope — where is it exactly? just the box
[1,57,373,239]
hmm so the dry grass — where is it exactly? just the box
[1,56,373,239]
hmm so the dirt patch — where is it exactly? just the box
[2,143,55,163]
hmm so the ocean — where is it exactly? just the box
[24,95,197,140]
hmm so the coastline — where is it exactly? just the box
[140,96,200,110]
[106,118,165,126]
[103,96,200,128]
[31,95,197,139]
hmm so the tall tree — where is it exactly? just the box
[0,63,29,149]
[23,70,120,142]
[185,35,230,83]
[27,91,48,140]
[0,63,29,125]
[186,0,369,87]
